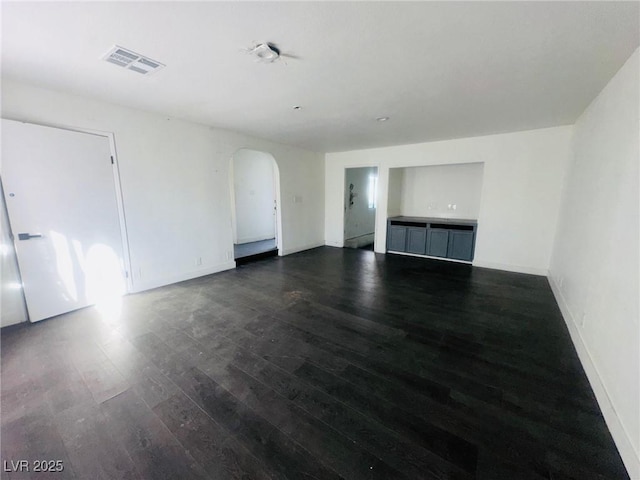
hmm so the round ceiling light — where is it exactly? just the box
[376,116,390,122]
[249,43,280,63]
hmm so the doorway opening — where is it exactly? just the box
[344,167,378,251]
[230,149,281,263]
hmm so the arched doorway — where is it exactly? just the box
[230,149,282,262]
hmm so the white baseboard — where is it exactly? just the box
[281,241,325,256]
[131,261,236,293]
[548,276,639,479]
[472,259,548,276]
[0,310,27,327]
[325,239,344,248]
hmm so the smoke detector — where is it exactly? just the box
[102,46,165,75]
[248,43,281,63]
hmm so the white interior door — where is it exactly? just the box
[1,119,126,322]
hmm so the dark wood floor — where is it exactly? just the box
[1,247,628,479]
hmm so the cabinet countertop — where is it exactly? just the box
[388,216,478,226]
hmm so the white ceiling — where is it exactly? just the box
[2,2,639,153]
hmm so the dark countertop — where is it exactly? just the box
[388,216,478,226]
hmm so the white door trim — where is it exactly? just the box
[3,119,133,294]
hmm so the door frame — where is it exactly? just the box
[229,148,283,256]
[342,165,380,250]
[4,119,134,294]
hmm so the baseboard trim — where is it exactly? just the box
[325,239,344,248]
[548,275,639,479]
[472,260,548,276]
[387,250,471,264]
[0,307,28,327]
[281,242,325,256]
[131,261,236,293]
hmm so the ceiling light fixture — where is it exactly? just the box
[293,106,301,110]
[249,43,280,63]
[376,116,390,122]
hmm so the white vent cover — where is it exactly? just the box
[102,46,165,75]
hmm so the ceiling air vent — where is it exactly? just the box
[102,46,165,75]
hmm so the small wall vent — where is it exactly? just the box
[102,46,165,75]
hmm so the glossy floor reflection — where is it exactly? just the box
[0,247,629,479]
[234,238,277,260]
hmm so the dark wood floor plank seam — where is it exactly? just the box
[267,306,600,414]
[234,302,600,434]
[149,319,471,479]
[192,328,477,480]
[174,339,405,480]
[129,332,347,480]
[207,287,619,477]
[290,313,606,453]
[200,357,412,480]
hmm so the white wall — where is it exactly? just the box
[549,48,639,478]
[326,126,572,275]
[0,183,28,327]
[1,79,325,304]
[397,163,484,219]
[232,149,276,244]
[344,167,376,240]
[387,168,403,217]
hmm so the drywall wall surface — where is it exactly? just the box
[399,163,484,219]
[2,79,324,293]
[344,167,376,240]
[0,183,28,326]
[326,125,572,274]
[387,168,403,217]
[232,149,276,244]
[549,48,639,477]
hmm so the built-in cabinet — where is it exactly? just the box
[387,216,477,262]
[406,227,427,254]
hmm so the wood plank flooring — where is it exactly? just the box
[0,247,629,479]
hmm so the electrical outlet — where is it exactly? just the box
[226,251,233,261]
[195,257,202,266]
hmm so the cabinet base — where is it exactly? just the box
[386,250,473,264]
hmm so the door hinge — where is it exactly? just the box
[110,156,114,164]
[124,271,129,278]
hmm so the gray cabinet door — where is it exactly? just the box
[388,225,407,251]
[406,227,427,254]
[448,231,475,261]
[427,229,449,257]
